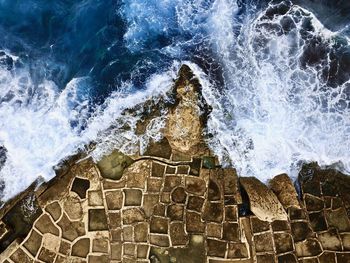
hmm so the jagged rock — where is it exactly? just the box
[269,173,300,208]
[240,177,288,222]
[164,65,210,156]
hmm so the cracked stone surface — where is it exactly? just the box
[0,65,350,263]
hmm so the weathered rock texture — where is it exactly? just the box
[0,65,349,263]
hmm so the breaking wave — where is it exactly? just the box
[0,0,349,200]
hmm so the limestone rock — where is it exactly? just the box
[164,65,209,156]
[240,177,288,222]
[269,173,300,208]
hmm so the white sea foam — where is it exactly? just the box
[0,54,179,201]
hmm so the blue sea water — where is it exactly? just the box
[0,0,349,200]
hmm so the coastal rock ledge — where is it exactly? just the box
[0,65,350,263]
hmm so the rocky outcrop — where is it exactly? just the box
[164,65,210,156]
[269,173,300,209]
[240,177,288,222]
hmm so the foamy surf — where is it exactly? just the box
[0,0,349,202]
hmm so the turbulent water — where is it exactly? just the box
[0,0,349,201]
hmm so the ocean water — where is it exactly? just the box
[0,0,349,201]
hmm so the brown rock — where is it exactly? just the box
[187,196,204,212]
[291,221,314,242]
[251,217,270,233]
[305,194,324,211]
[150,234,170,247]
[38,247,56,263]
[72,238,90,258]
[150,217,169,234]
[88,191,103,206]
[167,204,184,221]
[319,252,336,263]
[153,203,166,216]
[89,255,109,263]
[124,243,135,256]
[123,225,133,242]
[111,243,122,260]
[277,253,297,263]
[23,230,42,257]
[207,223,222,238]
[295,238,322,257]
[208,179,221,201]
[203,202,223,223]
[186,211,205,233]
[288,207,306,220]
[63,195,83,220]
[207,239,226,257]
[177,165,189,174]
[123,208,145,224]
[185,177,206,195]
[225,205,238,221]
[337,253,350,263]
[341,233,350,250]
[45,202,62,221]
[272,220,290,231]
[10,248,33,263]
[240,177,288,222]
[256,254,275,263]
[88,209,108,231]
[108,212,121,229]
[35,214,59,236]
[147,178,162,192]
[274,233,294,254]
[164,176,182,192]
[227,243,248,258]
[124,189,142,206]
[144,137,172,159]
[171,187,187,203]
[309,211,327,232]
[137,244,149,258]
[269,174,299,208]
[105,190,123,210]
[325,208,350,232]
[134,222,148,242]
[254,232,274,252]
[143,194,159,218]
[59,240,71,255]
[151,162,165,178]
[223,222,239,242]
[318,229,341,251]
[164,65,207,155]
[170,222,188,246]
[92,238,109,253]
[71,177,90,199]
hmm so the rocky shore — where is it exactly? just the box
[0,65,349,263]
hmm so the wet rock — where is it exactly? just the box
[185,177,206,196]
[305,194,324,212]
[105,190,123,210]
[222,222,239,242]
[150,217,169,234]
[227,243,248,258]
[269,173,299,208]
[92,238,109,253]
[325,208,350,232]
[10,248,33,263]
[186,211,205,233]
[240,177,288,222]
[202,202,223,223]
[35,214,59,236]
[309,211,327,232]
[254,232,274,252]
[97,150,134,180]
[319,252,336,263]
[274,233,294,254]
[123,208,145,224]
